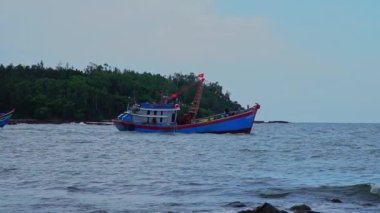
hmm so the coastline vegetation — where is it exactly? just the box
[0,62,242,121]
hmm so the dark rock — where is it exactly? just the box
[292,211,316,213]
[289,204,311,211]
[238,202,281,213]
[84,121,112,125]
[330,198,342,203]
[267,121,290,123]
[293,211,320,213]
[238,209,255,213]
[224,201,247,208]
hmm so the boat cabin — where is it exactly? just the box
[119,103,180,125]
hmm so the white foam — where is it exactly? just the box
[370,183,380,194]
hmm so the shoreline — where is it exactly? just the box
[8,119,113,125]
[8,119,289,125]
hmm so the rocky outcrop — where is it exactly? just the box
[237,203,322,213]
[267,121,290,124]
[289,204,311,211]
[289,204,320,213]
[238,203,285,213]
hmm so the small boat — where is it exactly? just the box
[0,109,15,128]
[113,74,260,134]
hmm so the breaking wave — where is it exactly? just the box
[300,183,380,199]
[370,183,380,195]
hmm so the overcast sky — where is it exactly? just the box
[1,0,379,122]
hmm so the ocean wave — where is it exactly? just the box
[255,183,380,202]
[370,183,380,195]
[297,183,380,199]
[258,191,290,198]
[344,183,380,197]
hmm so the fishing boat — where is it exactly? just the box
[0,109,15,128]
[113,74,260,134]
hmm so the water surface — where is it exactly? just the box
[1,123,380,212]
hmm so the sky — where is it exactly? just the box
[1,0,379,123]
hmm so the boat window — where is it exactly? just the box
[147,110,150,115]
[154,111,157,115]
[160,118,163,123]
[171,113,175,122]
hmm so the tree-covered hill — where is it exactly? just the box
[0,62,242,121]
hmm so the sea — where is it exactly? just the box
[1,123,380,213]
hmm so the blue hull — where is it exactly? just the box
[114,109,258,134]
[0,109,15,128]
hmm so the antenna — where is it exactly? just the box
[133,89,136,104]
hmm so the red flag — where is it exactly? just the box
[197,73,204,79]
[170,93,178,99]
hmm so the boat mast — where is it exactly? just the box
[187,78,204,121]
[161,73,205,124]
